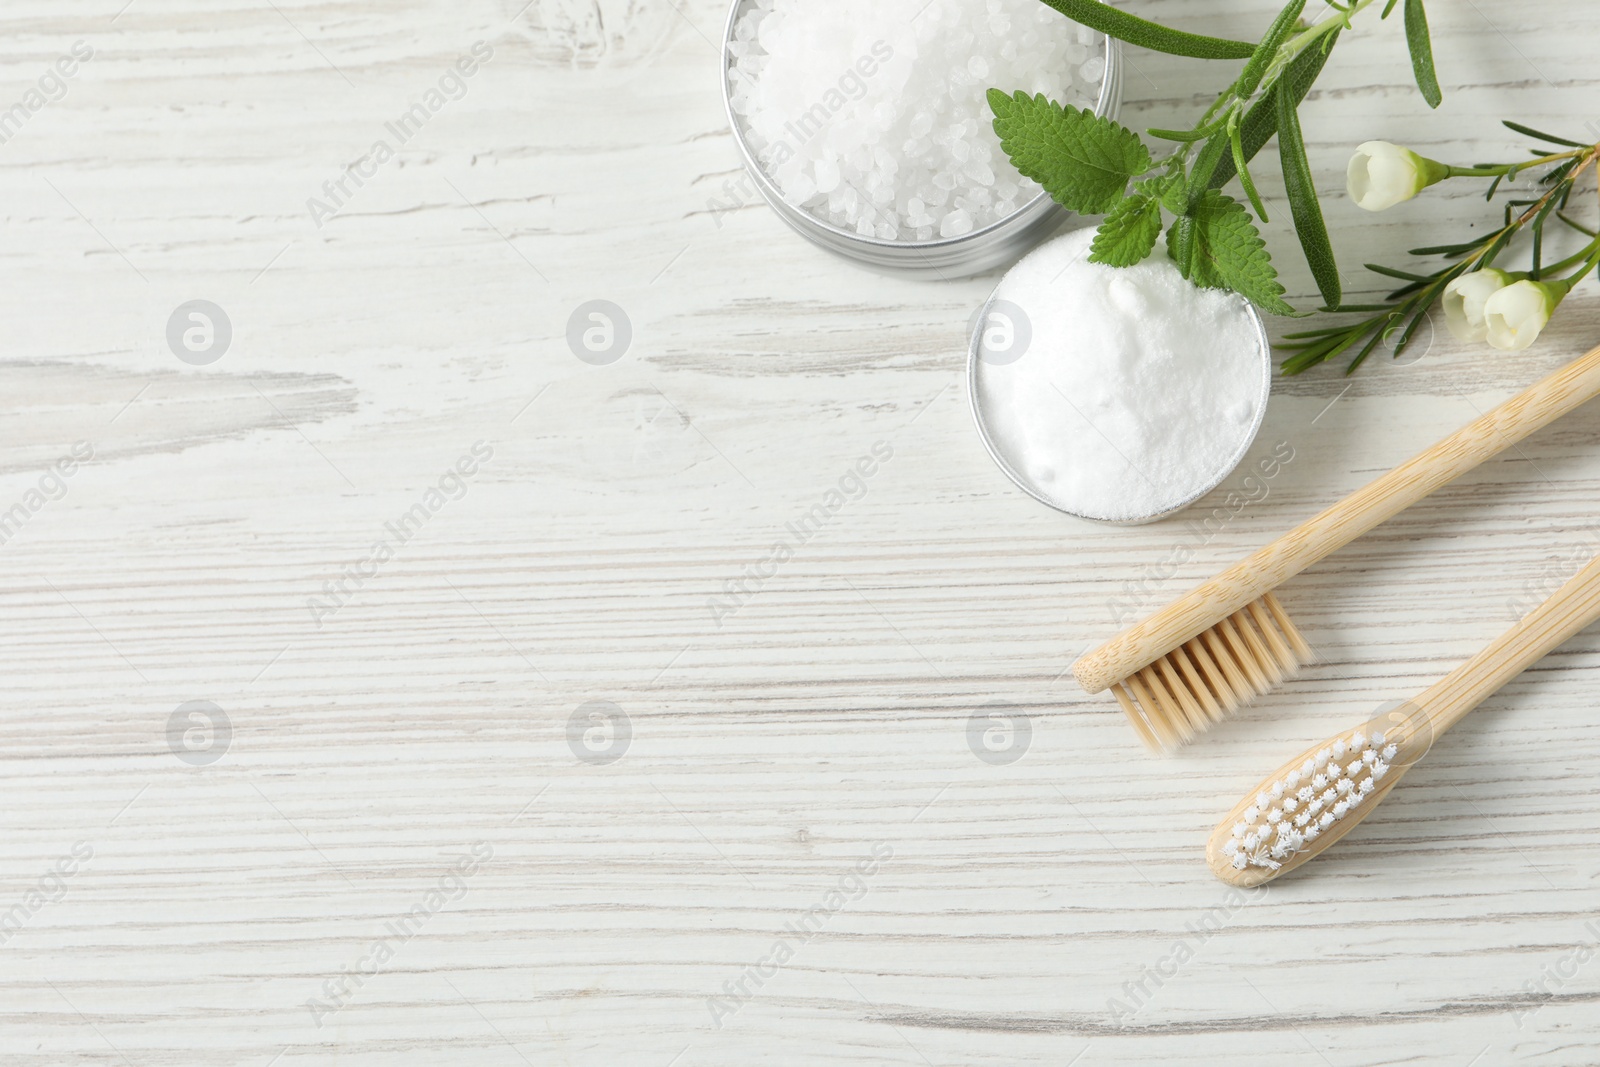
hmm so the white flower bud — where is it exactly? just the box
[1443,268,1514,342]
[1484,279,1565,351]
[1347,141,1449,211]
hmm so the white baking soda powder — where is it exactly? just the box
[973,227,1267,522]
[727,0,1102,241]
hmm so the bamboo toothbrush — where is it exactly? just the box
[1208,549,1600,886]
[1073,342,1600,751]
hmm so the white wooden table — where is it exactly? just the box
[4,0,1599,1063]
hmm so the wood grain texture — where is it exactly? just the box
[2,0,1600,1064]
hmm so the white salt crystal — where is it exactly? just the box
[815,156,841,193]
[940,207,974,237]
[973,227,1267,522]
[727,0,1102,241]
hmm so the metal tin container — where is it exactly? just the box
[966,282,1274,525]
[720,0,1123,280]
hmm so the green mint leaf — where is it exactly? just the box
[1403,0,1443,108]
[1140,173,1188,214]
[1167,191,1296,315]
[987,90,1153,215]
[1032,0,1254,59]
[1135,173,1183,208]
[1090,194,1162,266]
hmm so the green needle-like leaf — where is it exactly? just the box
[1031,0,1255,59]
[1403,0,1443,108]
[1276,87,1341,306]
[1363,263,1429,282]
[1541,158,1581,187]
[1200,29,1341,201]
[1148,126,1217,142]
[1233,0,1307,99]
[1502,120,1587,148]
[1558,213,1599,237]
[1168,214,1198,280]
[1408,240,1480,256]
[1187,131,1234,208]
[1090,193,1163,266]
[987,90,1152,214]
[1230,122,1271,223]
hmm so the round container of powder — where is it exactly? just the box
[721,0,1121,279]
[968,226,1272,524]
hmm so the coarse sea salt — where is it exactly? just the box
[973,227,1268,523]
[727,0,1102,241]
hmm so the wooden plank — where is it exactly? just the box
[1,0,1598,1063]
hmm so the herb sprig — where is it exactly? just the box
[985,0,1599,373]
[1280,127,1600,373]
[988,0,1426,315]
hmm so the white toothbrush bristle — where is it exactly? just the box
[1228,724,1400,874]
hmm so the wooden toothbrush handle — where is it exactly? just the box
[1417,552,1600,733]
[1075,342,1600,695]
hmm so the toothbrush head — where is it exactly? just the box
[1206,707,1435,887]
[1078,591,1314,752]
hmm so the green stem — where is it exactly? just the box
[1472,148,1600,270]
[1265,0,1378,83]
[1168,0,1381,170]
[1440,151,1582,178]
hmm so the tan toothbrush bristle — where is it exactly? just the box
[1233,607,1281,685]
[1263,590,1314,661]
[1200,626,1249,705]
[1113,593,1314,751]
[1170,643,1221,722]
[1247,599,1294,682]
[1185,635,1235,715]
